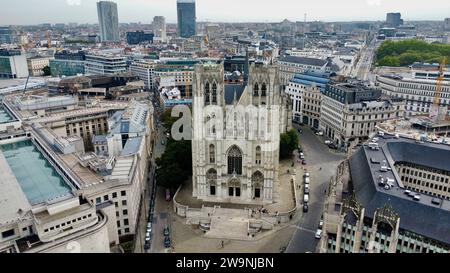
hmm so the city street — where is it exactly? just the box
[134,95,167,253]
[286,125,345,253]
[353,38,378,81]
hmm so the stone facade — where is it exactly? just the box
[192,63,291,205]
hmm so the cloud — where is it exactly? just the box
[366,0,381,6]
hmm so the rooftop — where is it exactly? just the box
[0,139,74,206]
[349,135,450,244]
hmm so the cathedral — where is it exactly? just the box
[191,62,292,205]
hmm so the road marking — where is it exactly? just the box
[287,224,316,234]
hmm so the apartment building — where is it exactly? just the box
[85,54,127,76]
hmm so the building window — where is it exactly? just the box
[205,82,210,105]
[124,219,129,226]
[96,197,101,204]
[227,145,242,175]
[121,191,126,196]
[122,200,127,206]
[209,144,215,163]
[104,195,109,201]
[212,82,217,104]
[125,228,130,233]
[112,192,117,198]
[255,146,262,164]
[123,210,128,216]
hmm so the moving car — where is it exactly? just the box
[315,229,322,239]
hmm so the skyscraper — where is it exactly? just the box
[386,12,403,27]
[177,0,196,38]
[97,1,120,42]
[445,18,450,31]
[153,16,167,42]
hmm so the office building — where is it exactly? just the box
[277,56,339,87]
[84,54,127,76]
[386,13,403,27]
[50,51,86,77]
[0,26,14,44]
[320,83,405,148]
[0,50,29,79]
[376,71,450,118]
[27,57,53,76]
[130,60,156,90]
[126,31,154,45]
[285,70,334,127]
[320,137,450,253]
[445,18,450,31]
[97,1,120,42]
[153,16,167,42]
[177,0,196,38]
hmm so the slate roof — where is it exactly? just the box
[348,136,450,245]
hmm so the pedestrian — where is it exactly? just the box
[221,241,224,248]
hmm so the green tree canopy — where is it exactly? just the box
[280,129,299,159]
[376,39,450,67]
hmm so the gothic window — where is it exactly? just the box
[207,169,217,196]
[209,144,215,163]
[205,82,210,105]
[255,146,262,164]
[251,171,264,199]
[254,83,259,96]
[261,83,267,97]
[227,145,242,175]
[212,82,217,104]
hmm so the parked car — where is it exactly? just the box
[303,203,309,213]
[144,241,150,250]
[302,160,307,165]
[163,226,170,236]
[319,220,324,229]
[299,153,305,159]
[303,172,310,178]
[304,177,310,185]
[304,184,310,191]
[304,194,309,203]
[304,187,310,194]
[164,237,171,248]
[325,140,332,145]
[315,229,322,239]
[316,131,324,136]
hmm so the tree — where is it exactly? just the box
[155,139,192,190]
[280,129,299,159]
[42,66,51,76]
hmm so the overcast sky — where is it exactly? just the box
[0,0,449,25]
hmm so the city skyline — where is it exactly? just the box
[0,0,450,25]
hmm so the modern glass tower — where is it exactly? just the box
[97,1,120,42]
[177,0,196,38]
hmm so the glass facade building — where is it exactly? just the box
[177,0,196,38]
[97,1,120,42]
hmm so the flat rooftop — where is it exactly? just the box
[0,139,73,205]
[0,105,14,123]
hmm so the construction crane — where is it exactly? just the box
[429,57,447,121]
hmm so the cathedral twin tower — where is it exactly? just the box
[191,62,292,205]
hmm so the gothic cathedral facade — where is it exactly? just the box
[192,62,292,205]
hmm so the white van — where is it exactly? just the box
[304,194,309,203]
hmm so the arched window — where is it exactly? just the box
[228,179,241,197]
[209,144,215,163]
[227,145,242,175]
[251,171,264,199]
[255,146,262,164]
[261,83,267,97]
[212,82,217,104]
[253,83,259,96]
[205,82,210,105]
[207,169,217,196]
